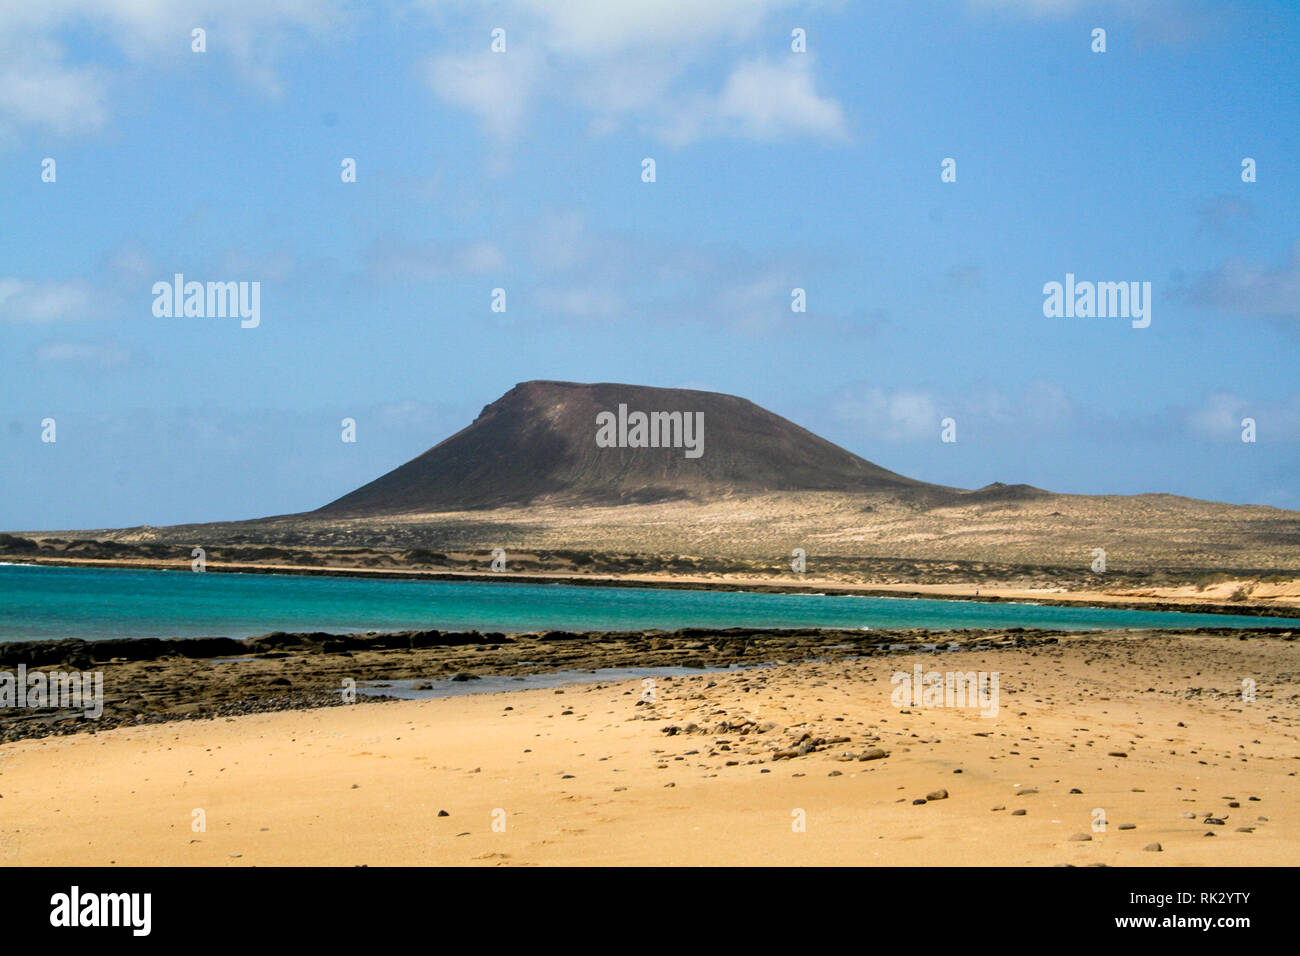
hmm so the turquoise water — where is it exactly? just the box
[0,563,1294,641]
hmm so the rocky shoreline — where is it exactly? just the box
[2,624,1292,744]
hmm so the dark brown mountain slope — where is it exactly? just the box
[317,380,964,515]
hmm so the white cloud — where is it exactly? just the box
[714,58,848,142]
[417,1,846,147]
[422,49,541,142]
[662,58,848,146]
[0,278,95,323]
[0,40,108,137]
[508,0,789,55]
[0,0,349,140]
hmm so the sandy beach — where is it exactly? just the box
[4,629,1294,866]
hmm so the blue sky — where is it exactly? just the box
[1,0,1297,529]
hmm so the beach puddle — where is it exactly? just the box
[353,664,747,700]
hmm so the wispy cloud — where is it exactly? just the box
[34,341,134,370]
[364,237,506,281]
[504,207,861,334]
[1187,392,1300,442]
[0,0,349,141]
[0,38,108,138]
[1181,240,1300,322]
[831,380,1077,442]
[834,385,943,441]
[0,278,95,323]
[534,286,624,319]
[1195,194,1254,235]
[421,49,541,143]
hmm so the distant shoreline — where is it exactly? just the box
[7,554,1300,619]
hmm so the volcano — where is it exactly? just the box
[316,380,954,515]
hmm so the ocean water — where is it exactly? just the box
[0,563,1294,641]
